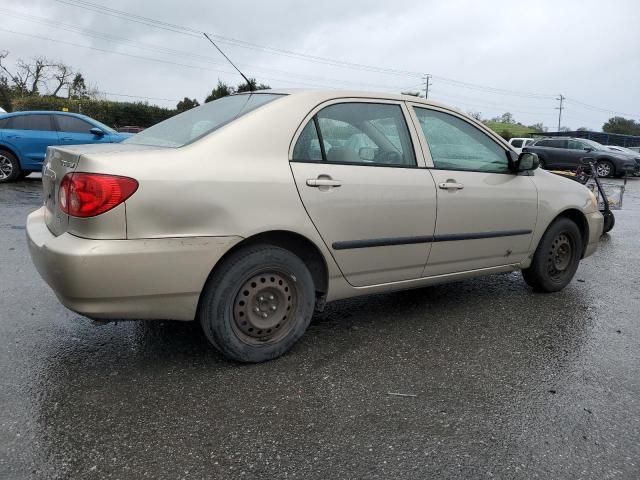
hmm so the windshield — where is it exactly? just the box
[582,139,605,151]
[125,93,283,147]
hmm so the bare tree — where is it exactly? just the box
[50,63,74,97]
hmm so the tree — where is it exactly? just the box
[69,73,88,99]
[602,116,640,136]
[527,122,545,132]
[236,78,270,93]
[468,111,483,121]
[50,63,74,97]
[499,128,512,140]
[205,80,234,102]
[176,97,200,112]
[576,127,589,132]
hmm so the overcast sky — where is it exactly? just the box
[1,0,638,130]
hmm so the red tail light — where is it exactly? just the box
[59,173,138,218]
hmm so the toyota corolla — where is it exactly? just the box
[26,90,603,362]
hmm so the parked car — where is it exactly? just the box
[508,137,535,154]
[605,146,640,175]
[117,126,145,134]
[0,111,131,182]
[27,90,604,362]
[524,137,638,177]
[0,107,6,113]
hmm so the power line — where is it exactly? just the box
[49,0,636,118]
[0,8,419,93]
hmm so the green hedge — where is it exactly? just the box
[10,96,177,129]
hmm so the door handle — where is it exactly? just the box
[438,181,464,190]
[61,137,73,141]
[306,178,342,188]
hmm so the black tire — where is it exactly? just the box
[0,150,22,183]
[595,160,614,178]
[199,244,315,363]
[522,218,582,292]
[538,158,546,169]
[602,211,615,233]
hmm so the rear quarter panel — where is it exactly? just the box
[72,94,347,293]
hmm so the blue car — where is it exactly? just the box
[0,111,131,182]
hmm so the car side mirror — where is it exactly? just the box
[90,127,105,136]
[516,152,539,172]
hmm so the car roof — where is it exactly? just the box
[0,110,94,121]
[235,88,466,113]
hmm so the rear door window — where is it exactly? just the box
[292,120,324,162]
[510,139,523,148]
[6,114,54,131]
[314,103,416,167]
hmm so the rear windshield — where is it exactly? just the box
[125,93,283,147]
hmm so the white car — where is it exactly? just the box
[508,137,536,154]
[0,107,6,114]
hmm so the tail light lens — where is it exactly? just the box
[59,173,138,217]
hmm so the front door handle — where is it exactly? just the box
[306,178,342,188]
[438,181,464,190]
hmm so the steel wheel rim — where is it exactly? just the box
[0,155,12,180]
[596,163,611,177]
[232,271,297,345]
[547,233,573,279]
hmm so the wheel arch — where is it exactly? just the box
[198,229,330,313]
[555,208,589,258]
[0,144,21,164]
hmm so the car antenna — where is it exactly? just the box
[203,32,254,92]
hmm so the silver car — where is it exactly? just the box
[27,90,604,362]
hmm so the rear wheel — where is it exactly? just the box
[0,150,21,183]
[538,158,546,169]
[199,244,315,362]
[522,218,582,292]
[596,160,614,178]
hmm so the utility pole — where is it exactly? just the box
[555,94,565,132]
[422,74,432,99]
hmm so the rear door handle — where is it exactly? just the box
[61,137,73,141]
[306,178,342,187]
[438,182,464,190]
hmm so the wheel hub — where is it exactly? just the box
[0,155,13,180]
[596,163,611,177]
[233,272,296,343]
[547,233,572,276]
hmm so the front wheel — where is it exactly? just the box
[596,160,614,178]
[522,218,582,292]
[602,211,615,233]
[199,244,315,363]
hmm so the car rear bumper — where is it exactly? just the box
[583,210,604,258]
[26,207,242,321]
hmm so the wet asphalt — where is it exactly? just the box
[1,175,639,480]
